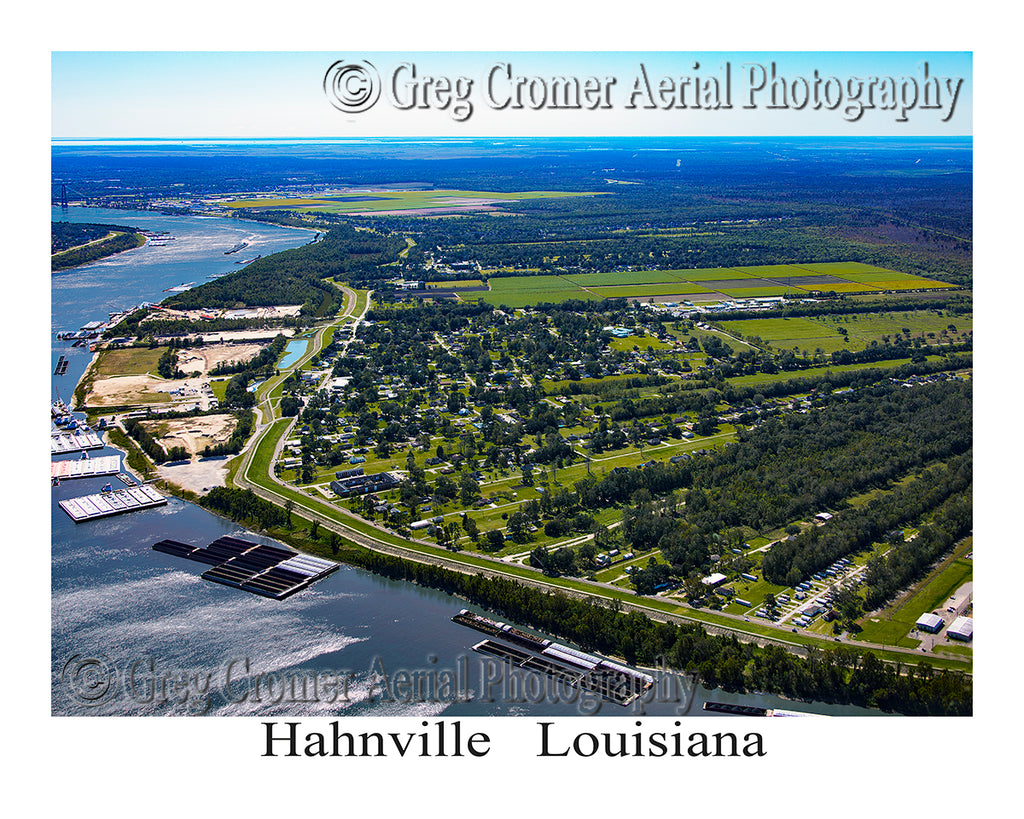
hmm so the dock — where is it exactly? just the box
[51,455,120,480]
[152,535,340,600]
[59,485,167,522]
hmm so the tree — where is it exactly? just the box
[485,529,505,551]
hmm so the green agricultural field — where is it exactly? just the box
[669,267,758,282]
[565,270,691,287]
[477,276,585,308]
[718,310,972,354]
[469,263,956,309]
[589,282,713,298]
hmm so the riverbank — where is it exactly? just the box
[51,227,146,271]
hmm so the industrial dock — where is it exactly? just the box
[51,426,104,454]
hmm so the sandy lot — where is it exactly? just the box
[176,342,267,376]
[157,456,231,494]
[85,375,213,408]
[85,374,174,407]
[139,413,239,457]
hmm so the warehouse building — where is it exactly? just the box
[330,470,401,498]
[947,616,973,642]
[916,612,945,634]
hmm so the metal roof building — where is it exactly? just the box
[916,612,945,633]
[947,616,973,641]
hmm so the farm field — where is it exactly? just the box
[474,262,956,308]
[221,189,599,216]
[718,310,973,354]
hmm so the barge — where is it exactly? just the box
[453,609,654,706]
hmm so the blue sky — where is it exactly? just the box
[52,51,972,138]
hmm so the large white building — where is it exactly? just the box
[947,616,974,641]
[916,612,945,634]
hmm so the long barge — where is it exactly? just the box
[703,701,817,717]
[60,485,167,523]
[452,609,654,706]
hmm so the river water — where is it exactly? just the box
[50,206,881,717]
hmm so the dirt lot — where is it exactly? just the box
[85,375,213,408]
[175,342,267,376]
[139,413,238,457]
[156,456,231,493]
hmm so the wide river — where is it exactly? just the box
[50,206,881,717]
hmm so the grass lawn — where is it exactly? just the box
[93,347,165,377]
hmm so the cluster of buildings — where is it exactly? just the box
[328,467,402,498]
[915,586,973,642]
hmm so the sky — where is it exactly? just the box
[51,51,972,139]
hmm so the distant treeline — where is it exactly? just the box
[52,221,144,271]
